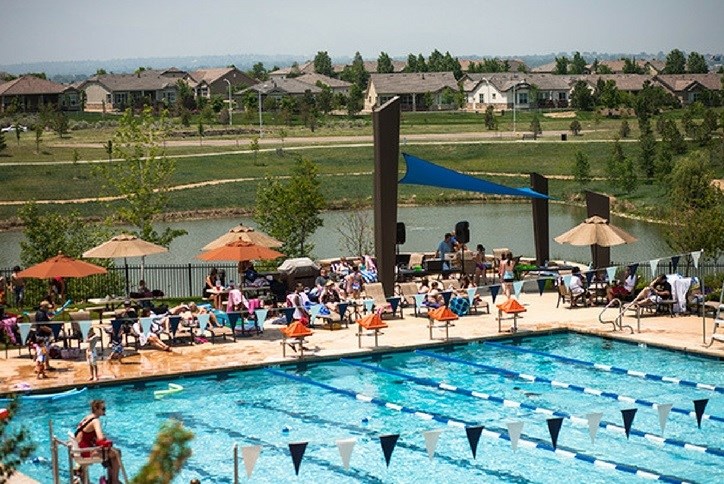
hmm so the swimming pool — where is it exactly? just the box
[12,332,723,483]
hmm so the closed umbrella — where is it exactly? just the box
[201,225,282,251]
[197,240,284,262]
[83,234,168,289]
[554,216,637,247]
[18,253,107,279]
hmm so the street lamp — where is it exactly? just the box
[258,84,268,138]
[223,79,232,126]
[513,82,517,134]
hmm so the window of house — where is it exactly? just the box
[479,93,485,103]
[106,94,111,103]
[492,93,496,99]
[114,93,128,105]
[518,92,528,104]
[558,92,567,101]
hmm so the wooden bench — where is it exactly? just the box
[522,133,536,141]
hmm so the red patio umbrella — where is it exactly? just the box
[17,253,107,279]
[197,240,284,262]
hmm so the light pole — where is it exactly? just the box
[257,87,263,138]
[223,79,232,126]
[512,83,517,134]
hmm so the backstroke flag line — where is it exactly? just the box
[423,429,443,460]
[506,421,524,451]
[656,404,673,435]
[586,412,603,443]
[336,438,356,470]
[241,445,261,478]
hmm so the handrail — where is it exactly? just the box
[598,298,633,334]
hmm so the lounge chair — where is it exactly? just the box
[706,282,724,347]
[363,282,402,318]
[396,282,419,310]
[556,279,587,308]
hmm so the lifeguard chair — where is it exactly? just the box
[427,306,459,341]
[496,298,526,333]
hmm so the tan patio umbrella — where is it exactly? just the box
[197,240,284,262]
[554,216,637,247]
[83,233,168,286]
[201,225,282,251]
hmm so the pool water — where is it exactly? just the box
[13,333,723,483]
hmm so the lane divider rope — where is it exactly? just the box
[340,359,723,458]
[484,341,723,394]
[266,368,691,483]
[416,350,724,424]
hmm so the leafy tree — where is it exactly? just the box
[572,150,591,187]
[483,105,497,130]
[97,107,186,247]
[377,52,394,73]
[638,118,657,181]
[619,120,631,138]
[659,117,687,155]
[299,90,320,132]
[596,79,620,109]
[596,63,614,74]
[34,123,43,153]
[416,54,428,72]
[254,156,325,257]
[554,56,569,75]
[428,49,444,72]
[339,52,369,91]
[197,119,204,145]
[337,204,374,257]
[316,83,333,114]
[443,51,463,79]
[53,111,69,138]
[250,62,268,81]
[569,119,582,135]
[570,80,594,111]
[95,68,107,76]
[664,49,686,74]
[279,95,296,125]
[570,52,587,74]
[14,121,21,145]
[19,202,109,265]
[0,130,7,154]
[131,420,193,484]
[529,114,542,139]
[347,84,364,116]
[404,53,418,72]
[313,51,334,77]
[665,152,724,261]
[686,51,709,73]
[622,57,645,74]
[174,80,196,112]
[0,397,36,482]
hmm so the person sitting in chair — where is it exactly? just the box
[320,279,343,315]
[628,274,671,307]
[75,399,122,484]
[607,268,637,302]
[131,309,172,352]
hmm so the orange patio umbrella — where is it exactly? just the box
[201,225,282,251]
[197,240,284,262]
[17,253,107,279]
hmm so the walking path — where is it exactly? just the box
[2,291,721,395]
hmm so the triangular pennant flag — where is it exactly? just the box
[691,250,702,269]
[656,403,673,435]
[388,297,400,313]
[255,308,268,328]
[78,320,93,341]
[547,417,564,449]
[649,259,659,277]
[288,441,308,476]
[536,278,546,296]
[585,271,595,285]
[628,263,639,275]
[140,317,152,335]
[562,275,573,289]
[586,412,603,443]
[693,399,708,429]
[621,409,637,438]
[467,287,477,305]
[423,429,443,460]
[489,285,500,304]
[465,426,483,460]
[197,316,208,333]
[606,266,617,282]
[379,434,399,468]
[506,421,524,451]
[671,256,680,273]
[413,294,426,310]
[441,290,453,306]
[364,298,374,313]
[241,445,261,478]
[281,306,295,324]
[336,438,356,470]
[513,281,524,298]
[18,322,32,345]
[337,302,349,320]
[309,304,322,323]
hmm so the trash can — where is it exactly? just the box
[561,133,567,141]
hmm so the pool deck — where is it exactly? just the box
[2,291,722,396]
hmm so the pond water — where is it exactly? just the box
[0,203,670,269]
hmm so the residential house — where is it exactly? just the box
[78,68,192,112]
[0,75,80,113]
[295,72,352,95]
[364,72,459,112]
[462,73,570,111]
[237,78,322,105]
[577,74,653,97]
[190,67,256,99]
[655,73,723,105]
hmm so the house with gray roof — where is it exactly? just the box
[461,73,571,111]
[190,67,256,100]
[364,72,459,112]
[78,68,193,112]
[0,75,80,113]
[295,72,352,95]
[236,78,323,107]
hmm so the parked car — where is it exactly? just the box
[1,125,28,133]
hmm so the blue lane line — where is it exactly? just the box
[340,359,723,458]
[484,341,724,394]
[265,368,689,483]
[416,349,724,425]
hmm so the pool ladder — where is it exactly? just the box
[598,298,634,334]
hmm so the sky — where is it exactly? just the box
[1,0,722,65]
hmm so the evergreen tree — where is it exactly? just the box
[313,51,334,77]
[416,54,428,72]
[570,80,595,110]
[570,51,587,74]
[686,51,709,73]
[428,49,444,71]
[347,84,364,115]
[377,52,394,73]
[638,118,657,181]
[483,105,497,130]
[530,115,542,139]
[572,150,591,187]
[663,49,687,74]
[251,62,268,81]
[0,130,7,154]
[619,119,631,138]
[404,53,418,72]
[554,56,569,74]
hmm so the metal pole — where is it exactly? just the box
[50,420,60,484]
[224,79,232,126]
[258,89,263,138]
[233,444,239,484]
[513,84,517,134]
[700,249,706,344]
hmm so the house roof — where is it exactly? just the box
[531,61,558,73]
[191,67,256,87]
[296,72,352,89]
[243,78,323,95]
[655,73,722,91]
[368,72,458,94]
[0,75,74,96]
[80,69,186,92]
[578,74,652,91]
[464,73,571,92]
